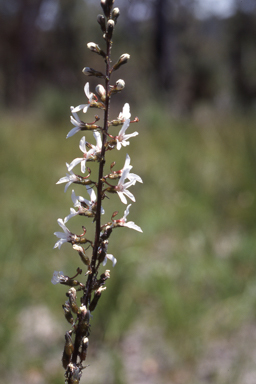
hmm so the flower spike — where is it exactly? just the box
[53,2,142,382]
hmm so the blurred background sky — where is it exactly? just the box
[1,1,256,384]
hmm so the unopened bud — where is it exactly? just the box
[109,79,125,96]
[112,54,130,71]
[95,84,106,102]
[101,0,115,18]
[87,42,106,58]
[73,244,90,266]
[106,19,115,41]
[82,67,105,78]
[115,79,125,91]
[112,7,120,24]
[97,14,106,32]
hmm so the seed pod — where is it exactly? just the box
[62,331,74,369]
[77,305,91,337]
[62,301,74,325]
[80,337,89,362]
[67,287,79,314]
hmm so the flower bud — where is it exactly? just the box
[87,42,106,58]
[82,67,105,78]
[95,84,106,102]
[106,19,115,41]
[112,53,130,71]
[109,79,125,96]
[97,14,106,32]
[115,79,125,91]
[112,7,120,24]
[72,244,90,267]
[101,0,115,18]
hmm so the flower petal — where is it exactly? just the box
[68,158,83,171]
[72,104,87,113]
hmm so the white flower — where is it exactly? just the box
[118,103,131,121]
[93,130,102,153]
[67,107,84,138]
[68,136,97,173]
[114,204,143,232]
[116,118,138,150]
[102,253,117,267]
[56,163,80,192]
[122,154,143,184]
[116,155,142,204]
[53,219,78,249]
[72,82,95,113]
[51,271,67,284]
[64,187,104,223]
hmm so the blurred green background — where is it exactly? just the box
[1,0,256,383]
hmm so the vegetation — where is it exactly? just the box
[1,103,256,383]
[1,1,256,383]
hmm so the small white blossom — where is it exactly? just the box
[102,254,117,267]
[53,219,78,249]
[56,163,80,192]
[72,82,95,113]
[116,155,142,204]
[114,204,143,232]
[64,187,104,223]
[118,103,131,121]
[123,154,143,183]
[51,271,67,284]
[116,118,138,150]
[68,133,101,173]
[93,130,102,153]
[67,107,84,138]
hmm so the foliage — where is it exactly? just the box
[1,103,256,382]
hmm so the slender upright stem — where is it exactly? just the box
[83,39,112,308]
[72,40,112,365]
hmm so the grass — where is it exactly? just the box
[1,102,256,383]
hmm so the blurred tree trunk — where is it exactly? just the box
[228,11,256,106]
[0,0,43,107]
[153,0,174,91]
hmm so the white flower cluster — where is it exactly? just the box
[53,83,142,270]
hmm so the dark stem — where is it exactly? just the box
[83,40,111,308]
[71,39,112,365]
